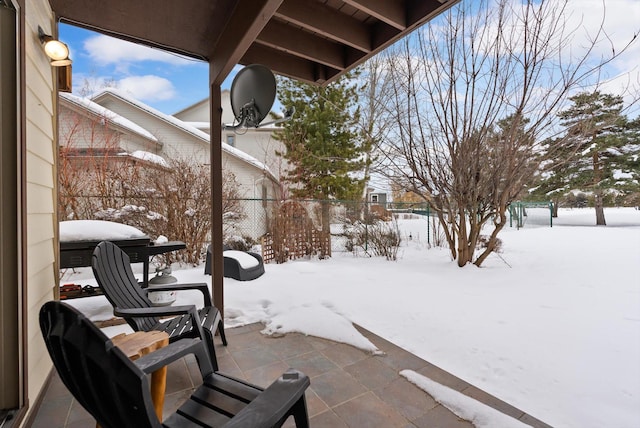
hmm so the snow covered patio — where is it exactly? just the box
[31,321,550,428]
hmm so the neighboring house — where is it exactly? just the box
[59,92,162,157]
[59,89,281,239]
[369,192,387,207]
[173,91,289,181]
[2,1,455,425]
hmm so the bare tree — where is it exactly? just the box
[379,0,637,267]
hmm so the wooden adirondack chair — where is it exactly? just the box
[92,240,226,369]
[39,301,310,428]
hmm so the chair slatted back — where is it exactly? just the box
[39,301,159,428]
[92,240,159,331]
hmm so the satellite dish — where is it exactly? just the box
[230,64,276,128]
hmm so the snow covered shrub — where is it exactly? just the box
[58,149,245,265]
[344,219,401,260]
[224,235,257,252]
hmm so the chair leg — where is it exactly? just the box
[205,330,219,371]
[218,321,227,346]
[291,396,310,428]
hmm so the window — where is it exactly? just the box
[226,134,235,147]
[371,194,379,203]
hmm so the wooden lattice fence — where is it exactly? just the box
[261,200,330,263]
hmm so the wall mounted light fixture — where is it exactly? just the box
[38,26,72,66]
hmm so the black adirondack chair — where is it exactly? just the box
[39,301,310,428]
[92,240,226,370]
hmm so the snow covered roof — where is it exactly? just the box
[128,150,170,168]
[91,88,277,182]
[183,121,210,130]
[60,92,158,142]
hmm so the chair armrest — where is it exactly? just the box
[134,338,212,374]
[114,305,198,319]
[115,305,210,365]
[146,282,213,307]
[223,370,310,428]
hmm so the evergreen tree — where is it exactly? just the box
[538,91,640,225]
[275,72,368,256]
[535,91,640,225]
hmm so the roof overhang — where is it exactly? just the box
[48,0,459,85]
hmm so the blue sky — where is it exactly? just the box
[60,23,234,115]
[58,0,639,117]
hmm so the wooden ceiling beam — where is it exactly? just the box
[209,0,284,85]
[342,0,406,30]
[407,0,454,28]
[275,0,372,53]
[256,20,347,70]
[240,44,339,85]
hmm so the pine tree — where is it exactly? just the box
[275,72,368,256]
[537,91,640,224]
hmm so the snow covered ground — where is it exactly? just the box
[65,207,640,428]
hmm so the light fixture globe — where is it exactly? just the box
[38,26,71,63]
[44,39,69,61]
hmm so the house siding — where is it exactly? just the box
[23,0,58,418]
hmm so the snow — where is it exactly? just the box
[223,250,260,268]
[59,220,145,242]
[62,207,640,428]
[401,370,531,428]
[129,150,169,167]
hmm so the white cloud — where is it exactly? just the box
[83,34,193,67]
[70,73,176,103]
[117,75,176,102]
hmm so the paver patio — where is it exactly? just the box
[30,323,552,427]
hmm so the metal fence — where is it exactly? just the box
[60,195,440,263]
[229,199,437,262]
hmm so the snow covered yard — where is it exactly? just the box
[65,207,640,428]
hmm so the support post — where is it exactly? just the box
[209,82,224,317]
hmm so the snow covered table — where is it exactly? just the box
[59,220,185,288]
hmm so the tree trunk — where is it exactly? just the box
[592,152,606,226]
[456,212,472,267]
[320,200,332,258]
[594,190,606,225]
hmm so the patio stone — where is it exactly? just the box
[284,351,339,378]
[519,412,556,428]
[321,341,369,367]
[263,333,316,359]
[412,404,476,428]
[229,344,281,371]
[243,360,291,388]
[309,369,367,407]
[309,410,350,427]
[164,358,195,394]
[344,355,400,390]
[302,387,330,418]
[374,377,439,421]
[461,384,525,419]
[332,392,409,428]
[416,361,472,392]
[379,346,430,372]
